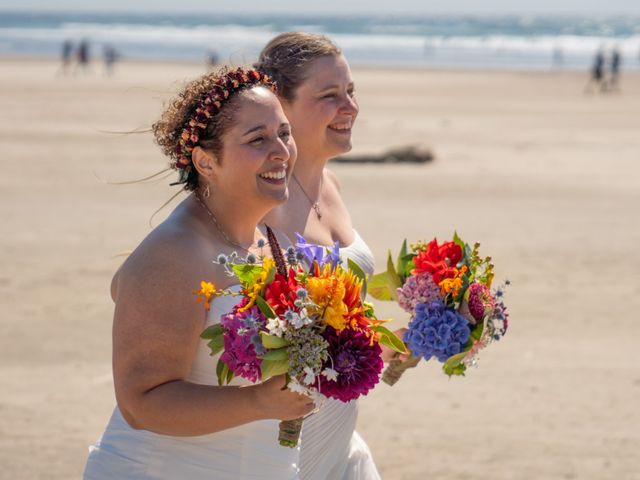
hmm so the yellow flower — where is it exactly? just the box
[438,266,468,297]
[194,281,216,311]
[238,257,275,313]
[305,263,366,331]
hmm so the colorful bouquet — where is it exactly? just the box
[368,233,509,384]
[195,227,405,447]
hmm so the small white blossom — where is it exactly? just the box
[287,378,311,396]
[285,308,314,329]
[321,368,339,382]
[302,366,316,385]
[266,317,286,337]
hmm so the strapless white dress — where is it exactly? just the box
[298,231,381,480]
[83,287,300,480]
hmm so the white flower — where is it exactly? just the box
[321,368,338,382]
[299,308,314,326]
[284,307,315,329]
[302,366,316,385]
[266,317,286,337]
[287,378,310,396]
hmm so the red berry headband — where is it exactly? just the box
[172,67,276,183]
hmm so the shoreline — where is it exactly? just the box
[4,54,640,74]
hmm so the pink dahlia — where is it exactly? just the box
[317,326,383,402]
[219,306,266,383]
[467,283,495,323]
[397,273,441,313]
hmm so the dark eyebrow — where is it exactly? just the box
[242,125,266,136]
[317,82,355,93]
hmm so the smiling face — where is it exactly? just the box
[281,54,358,162]
[211,86,296,210]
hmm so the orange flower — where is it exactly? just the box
[194,281,216,311]
[438,266,468,297]
[306,264,365,331]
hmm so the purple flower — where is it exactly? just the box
[396,273,441,313]
[295,233,341,269]
[467,282,496,323]
[317,326,383,402]
[219,306,267,383]
[404,300,470,363]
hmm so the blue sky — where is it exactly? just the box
[1,0,640,14]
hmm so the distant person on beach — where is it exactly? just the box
[608,47,621,91]
[552,46,564,69]
[75,39,90,74]
[103,44,119,76]
[584,49,605,93]
[60,40,73,76]
[206,49,219,70]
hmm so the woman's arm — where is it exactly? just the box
[112,236,314,437]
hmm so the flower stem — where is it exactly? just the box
[381,354,421,386]
[278,417,304,448]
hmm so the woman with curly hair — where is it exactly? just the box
[83,67,312,479]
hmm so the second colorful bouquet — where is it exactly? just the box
[369,233,510,384]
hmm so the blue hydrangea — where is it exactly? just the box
[404,300,471,363]
[295,233,341,269]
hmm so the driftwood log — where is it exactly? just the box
[332,146,434,164]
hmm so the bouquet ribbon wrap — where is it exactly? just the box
[382,354,421,386]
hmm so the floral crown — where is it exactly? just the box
[172,67,276,182]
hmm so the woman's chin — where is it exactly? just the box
[257,180,289,205]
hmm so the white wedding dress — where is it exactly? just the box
[299,231,381,480]
[83,231,380,480]
[83,285,300,480]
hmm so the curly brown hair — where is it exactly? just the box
[254,32,341,102]
[152,67,274,191]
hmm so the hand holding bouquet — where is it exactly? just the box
[369,233,509,384]
[196,227,405,446]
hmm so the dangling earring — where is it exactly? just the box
[203,184,211,199]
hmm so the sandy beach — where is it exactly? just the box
[1,58,639,479]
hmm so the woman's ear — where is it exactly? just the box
[191,146,219,180]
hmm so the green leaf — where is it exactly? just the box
[264,264,276,286]
[231,263,263,286]
[368,250,404,301]
[453,231,465,250]
[226,365,235,384]
[260,332,289,349]
[368,272,394,301]
[216,359,230,386]
[470,321,485,341]
[200,324,225,339]
[255,296,277,319]
[206,336,224,356]
[262,347,289,361]
[348,258,367,283]
[348,258,368,297]
[371,325,407,353]
[396,239,409,279]
[442,351,468,377]
[260,358,289,380]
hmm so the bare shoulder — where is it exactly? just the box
[112,215,226,312]
[323,168,342,191]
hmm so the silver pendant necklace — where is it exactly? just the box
[194,192,258,254]
[292,173,322,220]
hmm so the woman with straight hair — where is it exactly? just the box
[258,32,401,480]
